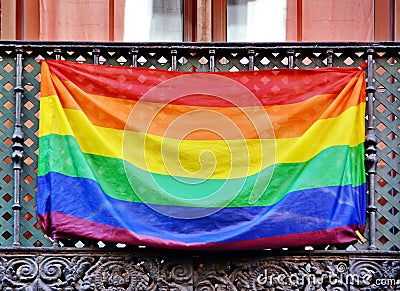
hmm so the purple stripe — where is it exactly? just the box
[38,212,362,250]
[37,172,366,248]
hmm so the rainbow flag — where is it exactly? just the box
[37,60,366,250]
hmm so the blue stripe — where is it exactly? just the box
[37,172,366,244]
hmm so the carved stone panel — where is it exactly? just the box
[0,251,192,290]
[0,250,398,290]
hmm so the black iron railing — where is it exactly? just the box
[0,41,398,251]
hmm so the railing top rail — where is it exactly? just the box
[0,40,399,50]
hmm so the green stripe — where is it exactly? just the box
[39,134,366,207]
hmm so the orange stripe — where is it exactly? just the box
[44,60,364,107]
[40,62,57,97]
[42,68,365,140]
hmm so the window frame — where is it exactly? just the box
[1,0,398,42]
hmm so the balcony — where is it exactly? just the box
[0,41,399,290]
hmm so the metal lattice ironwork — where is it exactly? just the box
[374,51,400,251]
[0,49,15,246]
[0,42,398,251]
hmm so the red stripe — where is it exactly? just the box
[44,60,363,107]
[39,212,361,250]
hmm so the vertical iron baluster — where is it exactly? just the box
[248,49,255,71]
[93,48,100,65]
[209,49,215,72]
[287,49,295,69]
[365,48,377,250]
[171,49,177,71]
[83,48,101,249]
[131,48,138,67]
[50,48,62,248]
[326,49,333,67]
[12,46,24,247]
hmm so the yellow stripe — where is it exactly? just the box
[40,97,365,179]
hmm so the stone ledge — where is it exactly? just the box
[0,248,398,290]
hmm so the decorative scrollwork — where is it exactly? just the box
[1,257,38,290]
[81,257,157,291]
[375,260,400,282]
[39,256,70,283]
[4,258,37,282]
[157,262,192,290]
[158,262,192,286]
[97,261,133,290]
[349,260,381,288]
[64,256,96,286]
[349,259,400,290]
[170,264,192,283]
[195,269,237,291]
[0,252,398,290]
[228,266,251,290]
